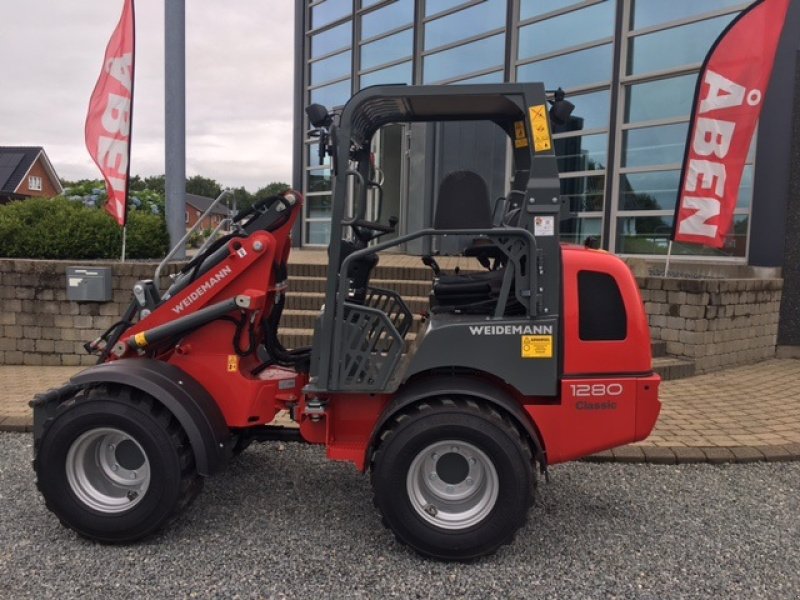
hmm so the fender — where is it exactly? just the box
[368,374,546,468]
[59,359,229,476]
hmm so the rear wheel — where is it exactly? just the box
[34,386,202,543]
[371,397,534,560]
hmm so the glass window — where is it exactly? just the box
[361,0,414,39]
[622,122,688,168]
[360,29,413,70]
[520,0,589,20]
[310,51,352,85]
[306,220,332,245]
[306,195,333,218]
[424,0,506,51]
[518,2,614,59]
[361,0,384,8]
[619,165,754,211]
[423,34,505,83]
[311,21,352,58]
[552,89,610,133]
[631,0,744,30]
[452,70,504,84]
[615,215,673,254]
[560,216,603,246]
[561,174,605,212]
[619,170,681,211]
[311,0,352,29]
[517,44,612,90]
[307,143,331,168]
[556,133,608,172]
[425,0,472,17]
[628,14,736,75]
[310,79,352,108]
[360,61,413,87]
[307,168,333,193]
[625,73,697,124]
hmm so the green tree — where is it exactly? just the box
[186,175,222,199]
[144,174,165,195]
[254,182,290,201]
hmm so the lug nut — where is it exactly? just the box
[430,473,437,480]
[111,464,119,472]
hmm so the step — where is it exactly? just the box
[651,340,667,358]
[653,356,696,381]
[288,276,432,296]
[280,309,423,330]
[284,291,430,313]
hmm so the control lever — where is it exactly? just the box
[421,255,441,276]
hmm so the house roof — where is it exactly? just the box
[185,193,231,216]
[0,146,63,195]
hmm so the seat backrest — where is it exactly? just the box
[434,171,492,230]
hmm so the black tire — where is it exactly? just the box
[371,397,535,561]
[34,385,203,543]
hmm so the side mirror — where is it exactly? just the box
[549,88,575,125]
[306,103,332,128]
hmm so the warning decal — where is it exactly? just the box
[514,120,529,148]
[227,355,240,373]
[521,335,553,359]
[528,105,552,153]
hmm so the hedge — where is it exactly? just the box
[0,198,170,259]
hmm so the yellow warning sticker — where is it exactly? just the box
[134,332,148,348]
[513,120,528,148]
[521,335,553,359]
[227,355,240,373]
[528,105,552,153]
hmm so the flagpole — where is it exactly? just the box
[664,241,673,277]
[121,225,127,262]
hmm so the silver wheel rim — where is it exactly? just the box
[65,427,151,514]
[406,440,499,530]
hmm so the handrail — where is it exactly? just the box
[153,189,233,293]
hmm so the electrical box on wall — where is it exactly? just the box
[66,267,112,302]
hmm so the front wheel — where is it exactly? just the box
[34,386,202,543]
[371,398,535,560]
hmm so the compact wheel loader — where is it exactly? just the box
[32,83,660,561]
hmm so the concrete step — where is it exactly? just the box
[289,262,434,281]
[288,276,432,297]
[284,291,430,313]
[280,309,423,330]
[652,340,667,358]
[653,356,696,381]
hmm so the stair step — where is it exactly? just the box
[653,356,696,381]
[280,309,423,329]
[284,291,430,312]
[288,276,432,296]
[651,340,667,358]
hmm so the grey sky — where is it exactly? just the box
[0,1,294,192]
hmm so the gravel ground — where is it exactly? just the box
[1,432,798,599]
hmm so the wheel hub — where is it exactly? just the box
[406,440,499,530]
[65,427,151,514]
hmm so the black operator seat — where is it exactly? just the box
[429,171,520,314]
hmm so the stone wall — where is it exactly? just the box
[0,258,786,372]
[0,259,183,366]
[639,276,783,373]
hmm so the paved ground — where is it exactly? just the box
[1,433,798,599]
[1,359,799,463]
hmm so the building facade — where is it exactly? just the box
[293,0,800,267]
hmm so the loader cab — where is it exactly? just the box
[306,83,569,396]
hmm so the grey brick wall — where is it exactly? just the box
[639,277,783,373]
[0,259,184,366]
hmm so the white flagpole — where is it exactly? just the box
[664,240,673,277]
[121,225,127,263]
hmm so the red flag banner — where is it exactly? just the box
[85,0,136,227]
[672,0,791,248]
